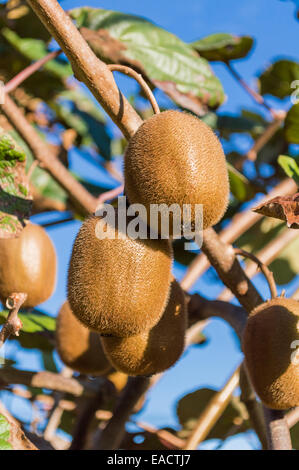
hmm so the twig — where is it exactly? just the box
[0,401,37,450]
[233,248,277,299]
[184,366,241,450]
[219,228,298,301]
[132,420,185,450]
[108,64,160,115]
[1,95,97,214]
[95,376,150,449]
[181,178,297,291]
[246,113,286,162]
[263,408,292,450]
[96,184,124,208]
[4,50,62,94]
[0,293,27,348]
[225,61,273,114]
[26,0,143,140]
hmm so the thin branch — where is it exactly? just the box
[4,50,62,94]
[219,228,298,301]
[132,420,185,450]
[0,293,27,348]
[225,61,273,114]
[95,376,150,449]
[1,95,97,214]
[286,407,299,429]
[96,184,124,208]
[108,64,160,115]
[181,178,297,291]
[26,0,143,140]
[246,113,286,162]
[0,401,37,450]
[184,366,241,450]
[233,248,277,299]
[263,408,293,450]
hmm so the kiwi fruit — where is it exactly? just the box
[101,278,187,376]
[0,223,56,308]
[243,297,299,410]
[124,110,229,233]
[67,213,173,337]
[56,301,111,375]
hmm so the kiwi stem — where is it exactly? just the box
[234,248,277,300]
[263,408,292,450]
[108,64,160,115]
[0,292,27,348]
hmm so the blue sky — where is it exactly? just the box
[2,0,299,450]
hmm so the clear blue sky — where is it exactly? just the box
[3,0,299,450]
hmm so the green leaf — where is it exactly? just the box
[0,414,12,450]
[191,33,254,62]
[0,128,32,238]
[177,388,249,442]
[284,104,299,144]
[259,60,299,98]
[0,1,50,41]
[0,309,55,351]
[278,155,299,185]
[227,163,257,202]
[70,7,225,114]
[2,28,71,79]
[269,235,299,285]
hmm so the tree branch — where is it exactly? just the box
[26,0,143,140]
[1,95,97,214]
[263,408,293,450]
[0,401,37,450]
[0,293,27,348]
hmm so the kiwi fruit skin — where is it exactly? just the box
[0,223,56,308]
[101,279,187,376]
[56,301,112,375]
[124,110,229,232]
[67,214,173,337]
[243,297,299,410]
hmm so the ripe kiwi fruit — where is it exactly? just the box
[101,278,187,376]
[124,110,229,233]
[0,223,56,308]
[56,301,111,375]
[243,297,299,410]
[67,213,173,337]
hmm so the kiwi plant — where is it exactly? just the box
[0,223,56,308]
[243,297,299,410]
[56,301,112,375]
[101,278,187,376]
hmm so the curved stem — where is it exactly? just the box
[108,64,160,115]
[0,292,27,348]
[234,248,277,299]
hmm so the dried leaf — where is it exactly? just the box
[253,193,299,229]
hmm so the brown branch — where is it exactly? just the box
[0,401,37,450]
[181,178,297,291]
[225,61,273,114]
[4,50,62,94]
[233,248,277,299]
[26,0,143,140]
[184,366,241,450]
[239,363,268,449]
[108,64,160,115]
[246,113,286,162]
[263,408,292,450]
[132,420,185,449]
[286,407,299,429]
[95,376,150,449]
[1,95,97,214]
[96,184,124,207]
[219,228,298,301]
[0,293,27,348]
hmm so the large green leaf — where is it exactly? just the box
[191,33,254,62]
[70,7,225,115]
[176,388,249,442]
[259,60,299,98]
[278,155,299,185]
[0,128,32,238]
[0,414,12,450]
[284,104,299,144]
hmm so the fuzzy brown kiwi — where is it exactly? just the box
[56,301,112,375]
[101,278,187,376]
[243,297,299,410]
[124,110,229,233]
[0,223,56,308]
[67,213,173,337]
